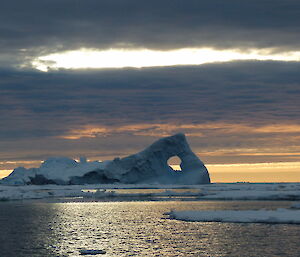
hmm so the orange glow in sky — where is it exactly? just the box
[206,162,300,183]
[58,122,300,139]
[168,162,300,183]
[1,122,300,182]
[1,161,299,182]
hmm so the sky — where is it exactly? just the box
[1,0,300,182]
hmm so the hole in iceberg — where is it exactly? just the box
[167,156,182,171]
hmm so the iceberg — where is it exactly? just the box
[1,133,210,185]
[290,202,300,209]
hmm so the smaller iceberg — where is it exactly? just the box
[79,249,106,255]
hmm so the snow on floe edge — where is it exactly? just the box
[166,209,300,224]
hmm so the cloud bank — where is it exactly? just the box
[1,0,300,68]
[1,61,300,165]
[1,1,300,172]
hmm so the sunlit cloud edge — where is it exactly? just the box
[31,47,300,72]
[59,122,300,140]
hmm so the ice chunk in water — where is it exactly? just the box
[79,249,106,255]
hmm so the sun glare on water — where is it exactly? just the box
[32,48,300,71]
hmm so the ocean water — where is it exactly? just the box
[0,200,299,257]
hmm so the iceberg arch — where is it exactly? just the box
[98,133,210,184]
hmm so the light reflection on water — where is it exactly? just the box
[0,200,299,257]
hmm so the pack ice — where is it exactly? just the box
[1,133,210,185]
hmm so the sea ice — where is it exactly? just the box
[166,209,300,224]
[1,182,300,201]
[200,189,300,200]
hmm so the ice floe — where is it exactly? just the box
[166,208,300,224]
[79,249,106,255]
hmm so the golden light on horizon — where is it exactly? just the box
[32,48,300,71]
[172,162,300,183]
[0,170,14,179]
[2,161,299,182]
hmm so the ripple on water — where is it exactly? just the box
[0,200,299,257]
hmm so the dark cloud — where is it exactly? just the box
[1,1,300,171]
[1,61,300,131]
[1,0,300,68]
[1,61,300,163]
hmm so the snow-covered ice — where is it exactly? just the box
[0,182,300,201]
[1,157,107,185]
[166,209,300,224]
[200,189,300,200]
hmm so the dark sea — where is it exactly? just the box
[0,200,299,257]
